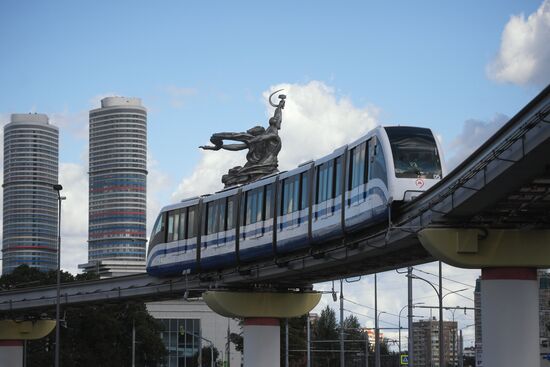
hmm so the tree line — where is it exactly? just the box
[0,265,166,367]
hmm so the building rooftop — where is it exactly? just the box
[9,113,50,125]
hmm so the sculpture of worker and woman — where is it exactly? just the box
[200,90,286,187]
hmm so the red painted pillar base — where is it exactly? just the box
[243,318,280,367]
[0,341,23,367]
[481,268,539,367]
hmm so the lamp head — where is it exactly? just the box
[53,184,63,191]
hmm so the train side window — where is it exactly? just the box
[327,160,334,199]
[334,156,343,197]
[351,142,367,188]
[245,191,255,224]
[256,189,264,223]
[206,202,214,235]
[173,211,180,241]
[265,184,274,220]
[316,161,333,203]
[315,166,323,204]
[152,213,165,237]
[178,208,187,240]
[282,175,299,214]
[167,211,175,242]
[217,198,226,232]
[246,188,264,224]
[187,206,196,238]
[226,197,236,230]
[368,138,388,185]
[300,172,309,210]
[348,148,355,191]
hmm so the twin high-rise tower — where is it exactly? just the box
[2,114,59,274]
[82,97,148,277]
[2,97,148,277]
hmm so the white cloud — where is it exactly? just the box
[59,163,89,274]
[445,113,509,170]
[171,80,379,200]
[487,0,550,86]
[147,154,174,234]
[165,86,198,108]
[50,109,89,140]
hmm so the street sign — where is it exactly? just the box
[400,354,409,365]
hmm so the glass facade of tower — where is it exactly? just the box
[88,97,147,266]
[2,114,59,274]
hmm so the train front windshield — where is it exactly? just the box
[385,126,442,179]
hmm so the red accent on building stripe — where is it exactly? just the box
[481,267,537,280]
[244,318,280,326]
[90,185,145,193]
[0,341,23,347]
[90,210,145,218]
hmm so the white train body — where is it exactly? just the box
[147,126,446,276]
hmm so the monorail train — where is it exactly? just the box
[146,126,446,277]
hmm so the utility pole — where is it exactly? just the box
[439,261,444,367]
[408,266,413,367]
[458,330,463,367]
[375,274,380,367]
[226,318,230,367]
[365,330,369,367]
[307,313,311,367]
[340,279,345,367]
[285,319,289,367]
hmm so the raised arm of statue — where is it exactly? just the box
[199,131,256,151]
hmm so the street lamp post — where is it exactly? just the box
[375,311,386,367]
[398,302,424,355]
[408,266,468,367]
[306,313,311,367]
[53,184,64,367]
[183,331,215,367]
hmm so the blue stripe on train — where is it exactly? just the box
[239,242,273,262]
[147,185,389,275]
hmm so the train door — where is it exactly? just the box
[238,185,274,262]
[315,160,335,219]
[347,141,367,207]
[245,188,264,239]
[277,173,309,252]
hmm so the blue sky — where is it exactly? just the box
[1,0,549,348]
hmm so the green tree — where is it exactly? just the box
[229,318,243,352]
[279,315,308,366]
[313,305,339,367]
[0,265,166,367]
[343,314,367,364]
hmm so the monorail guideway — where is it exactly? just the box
[2,85,550,367]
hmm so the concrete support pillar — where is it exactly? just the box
[203,291,321,367]
[0,341,23,367]
[244,318,280,367]
[481,267,539,367]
